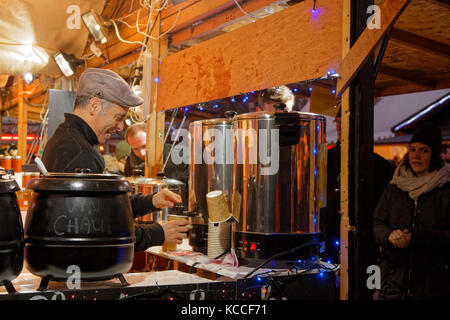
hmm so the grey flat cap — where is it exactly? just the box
[77,68,143,107]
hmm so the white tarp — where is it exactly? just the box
[0,0,105,75]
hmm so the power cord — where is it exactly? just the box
[243,240,321,278]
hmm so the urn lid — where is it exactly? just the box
[26,170,132,193]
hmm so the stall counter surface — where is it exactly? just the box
[0,269,214,297]
[147,239,338,280]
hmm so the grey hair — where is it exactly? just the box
[74,95,113,113]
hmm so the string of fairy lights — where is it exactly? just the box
[162,69,340,117]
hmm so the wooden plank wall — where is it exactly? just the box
[157,0,343,111]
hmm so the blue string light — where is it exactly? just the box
[335,240,340,246]
[308,87,313,93]
[213,104,219,109]
[231,97,235,103]
[154,77,159,83]
[331,89,336,95]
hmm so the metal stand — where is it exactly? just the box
[37,276,52,291]
[36,274,130,291]
[1,280,17,294]
[116,274,130,287]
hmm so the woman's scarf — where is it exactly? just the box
[390,162,450,200]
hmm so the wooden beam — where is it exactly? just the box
[158,0,343,111]
[170,0,286,47]
[424,0,450,9]
[86,0,283,70]
[390,28,450,60]
[8,112,42,123]
[336,0,411,96]
[144,7,168,178]
[161,0,240,33]
[17,77,27,164]
[379,65,436,89]
[375,84,427,97]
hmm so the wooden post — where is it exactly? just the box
[145,4,167,177]
[340,0,351,301]
[341,0,376,300]
[17,77,27,164]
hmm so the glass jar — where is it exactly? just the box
[12,156,22,173]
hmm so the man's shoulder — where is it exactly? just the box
[42,126,102,173]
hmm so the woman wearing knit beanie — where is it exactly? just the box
[373,124,450,299]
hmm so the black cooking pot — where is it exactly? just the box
[0,173,24,293]
[24,172,135,281]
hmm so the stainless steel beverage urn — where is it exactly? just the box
[188,111,236,254]
[134,171,185,223]
[232,110,327,260]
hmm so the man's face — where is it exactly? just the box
[93,102,128,145]
[262,101,276,112]
[127,130,146,161]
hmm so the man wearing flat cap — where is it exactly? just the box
[42,68,189,252]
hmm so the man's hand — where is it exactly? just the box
[152,189,182,209]
[160,219,190,244]
[388,229,411,248]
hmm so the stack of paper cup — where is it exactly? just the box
[207,221,231,259]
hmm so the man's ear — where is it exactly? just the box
[88,97,102,116]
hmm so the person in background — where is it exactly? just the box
[41,68,189,252]
[7,144,18,157]
[104,140,130,175]
[373,124,450,299]
[115,140,131,174]
[441,143,450,164]
[256,85,295,112]
[124,122,189,204]
[124,122,146,177]
[325,103,394,264]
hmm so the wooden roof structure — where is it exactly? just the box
[1,0,448,122]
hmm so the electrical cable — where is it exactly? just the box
[163,108,178,145]
[232,0,273,20]
[243,240,321,279]
[162,110,187,172]
[111,19,148,49]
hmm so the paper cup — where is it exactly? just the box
[162,215,188,252]
[207,221,231,258]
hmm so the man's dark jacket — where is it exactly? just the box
[373,181,450,299]
[42,113,165,251]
